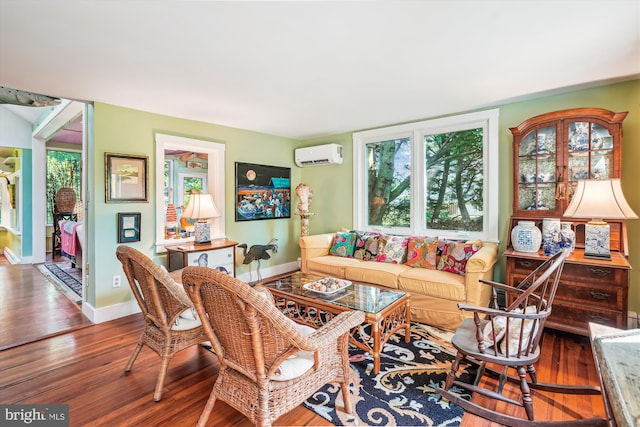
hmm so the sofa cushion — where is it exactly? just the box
[405,236,438,269]
[376,234,409,264]
[329,231,357,257]
[437,240,481,275]
[344,261,410,288]
[307,255,362,277]
[398,268,466,301]
[353,231,380,260]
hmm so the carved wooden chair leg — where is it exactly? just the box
[526,364,537,383]
[445,352,465,390]
[517,365,535,420]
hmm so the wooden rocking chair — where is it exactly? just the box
[436,250,608,426]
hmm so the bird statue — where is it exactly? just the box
[238,238,278,282]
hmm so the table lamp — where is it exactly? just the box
[182,192,221,245]
[563,179,637,260]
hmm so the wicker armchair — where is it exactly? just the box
[181,266,366,427]
[437,250,606,426]
[116,245,208,402]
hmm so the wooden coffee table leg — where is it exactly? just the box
[405,298,411,343]
[372,320,381,374]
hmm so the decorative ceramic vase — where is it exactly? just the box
[542,218,561,256]
[559,222,576,253]
[511,221,542,253]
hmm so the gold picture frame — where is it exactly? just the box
[105,153,149,203]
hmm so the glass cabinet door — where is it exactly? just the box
[517,125,558,212]
[511,108,626,218]
[567,121,614,199]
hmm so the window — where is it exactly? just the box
[46,149,81,223]
[155,134,225,248]
[353,109,499,242]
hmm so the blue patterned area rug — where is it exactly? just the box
[303,323,474,426]
[38,262,82,304]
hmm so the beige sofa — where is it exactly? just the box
[299,233,499,331]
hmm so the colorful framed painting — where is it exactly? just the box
[235,162,291,221]
[105,153,149,203]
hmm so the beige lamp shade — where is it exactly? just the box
[182,192,220,245]
[564,179,638,220]
[182,193,221,220]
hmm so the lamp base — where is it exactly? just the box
[584,221,610,260]
[193,221,211,246]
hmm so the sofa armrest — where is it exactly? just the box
[299,233,335,273]
[464,242,499,307]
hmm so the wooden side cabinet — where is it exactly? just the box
[504,248,630,336]
[165,240,238,276]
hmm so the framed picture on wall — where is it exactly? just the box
[105,153,149,203]
[235,162,291,221]
[117,212,141,243]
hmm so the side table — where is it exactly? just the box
[165,240,238,276]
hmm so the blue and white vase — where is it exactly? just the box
[559,222,575,253]
[542,218,561,256]
[511,221,542,253]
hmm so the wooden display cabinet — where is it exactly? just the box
[507,108,631,336]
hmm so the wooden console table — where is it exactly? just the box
[589,323,640,427]
[165,240,237,276]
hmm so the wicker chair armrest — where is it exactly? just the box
[307,310,366,348]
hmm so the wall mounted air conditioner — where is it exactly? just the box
[294,143,343,167]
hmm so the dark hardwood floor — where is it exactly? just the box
[0,255,606,426]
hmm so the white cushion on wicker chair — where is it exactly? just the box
[172,315,203,331]
[272,322,316,381]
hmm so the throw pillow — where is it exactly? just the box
[436,240,481,275]
[329,231,357,257]
[353,231,380,260]
[375,234,409,264]
[405,236,439,268]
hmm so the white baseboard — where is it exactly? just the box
[85,261,299,324]
[236,261,299,283]
[82,299,141,324]
[3,247,20,264]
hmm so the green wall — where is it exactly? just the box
[88,80,640,315]
[300,80,640,313]
[90,103,299,309]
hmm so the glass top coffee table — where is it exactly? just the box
[262,271,411,374]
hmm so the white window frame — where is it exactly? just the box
[353,109,499,242]
[155,134,225,248]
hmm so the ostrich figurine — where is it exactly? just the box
[237,238,278,281]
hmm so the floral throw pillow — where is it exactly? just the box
[375,234,409,264]
[329,231,357,257]
[353,231,380,260]
[436,240,481,275]
[405,236,438,268]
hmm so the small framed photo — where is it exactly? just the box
[117,212,141,243]
[105,153,149,203]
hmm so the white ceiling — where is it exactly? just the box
[1,1,639,140]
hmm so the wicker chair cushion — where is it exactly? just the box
[172,315,202,331]
[254,286,317,381]
[272,322,316,381]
